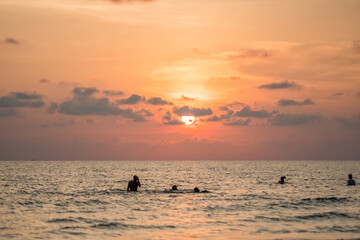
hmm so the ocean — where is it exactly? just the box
[0,160,359,240]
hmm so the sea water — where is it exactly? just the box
[0,160,359,240]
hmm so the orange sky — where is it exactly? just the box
[0,0,359,160]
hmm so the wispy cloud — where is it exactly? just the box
[277,99,314,106]
[0,92,44,108]
[173,106,213,117]
[117,94,144,105]
[258,80,302,90]
[269,113,321,126]
[3,38,20,45]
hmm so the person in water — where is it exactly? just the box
[194,187,209,193]
[347,174,356,185]
[279,176,286,184]
[127,175,141,191]
[172,185,178,190]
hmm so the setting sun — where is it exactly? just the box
[181,116,196,126]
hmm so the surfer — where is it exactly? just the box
[279,176,286,184]
[347,174,355,185]
[127,175,141,191]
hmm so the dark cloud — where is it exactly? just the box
[58,88,147,122]
[4,38,20,45]
[220,110,234,119]
[73,87,99,97]
[223,119,251,126]
[103,90,124,96]
[334,115,360,129]
[0,92,44,108]
[11,92,42,100]
[277,98,314,106]
[234,106,277,118]
[47,103,58,114]
[117,94,144,105]
[163,111,183,125]
[180,95,196,101]
[41,124,50,128]
[258,80,301,90]
[269,113,321,126]
[357,92,360,97]
[139,108,153,117]
[0,109,20,118]
[146,97,173,105]
[164,119,183,125]
[173,106,213,117]
[39,78,50,83]
[204,115,222,122]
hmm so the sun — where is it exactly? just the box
[181,116,196,126]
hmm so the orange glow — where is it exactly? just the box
[181,116,196,126]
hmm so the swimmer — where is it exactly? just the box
[127,175,141,191]
[172,185,178,190]
[279,176,286,184]
[347,174,356,186]
[193,187,209,193]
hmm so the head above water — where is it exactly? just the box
[133,175,139,181]
[194,187,200,192]
[172,185,177,190]
[281,176,286,181]
[348,174,353,179]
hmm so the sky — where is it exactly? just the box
[0,0,359,160]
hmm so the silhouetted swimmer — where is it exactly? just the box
[193,187,209,193]
[172,185,178,190]
[347,174,355,186]
[127,175,141,191]
[279,176,286,184]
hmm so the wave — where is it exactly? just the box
[48,218,78,223]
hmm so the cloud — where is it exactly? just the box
[72,87,99,97]
[269,113,321,126]
[258,80,301,90]
[47,103,58,114]
[4,38,20,45]
[223,119,251,126]
[103,90,124,96]
[138,108,153,117]
[0,92,44,108]
[117,94,144,105]
[163,111,183,125]
[86,119,94,124]
[58,87,147,121]
[146,97,173,105]
[173,106,213,117]
[179,95,196,101]
[228,49,273,59]
[334,115,360,129]
[234,106,277,118]
[357,92,360,97]
[39,78,50,83]
[353,40,360,54]
[277,98,314,106]
[332,92,344,97]
[0,109,20,118]
[204,115,222,122]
